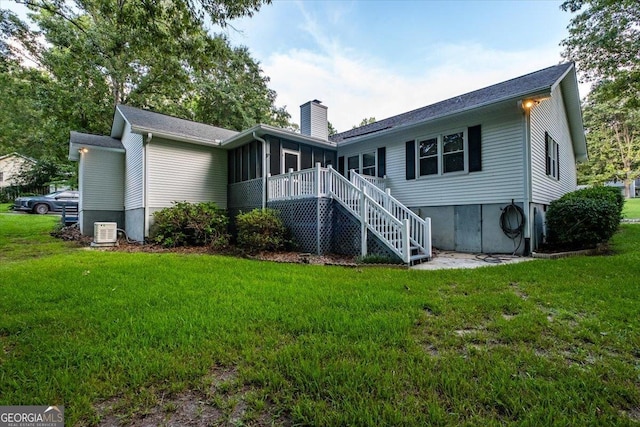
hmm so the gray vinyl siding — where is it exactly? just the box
[530,85,577,204]
[146,137,228,208]
[338,105,525,207]
[80,149,124,211]
[121,123,144,209]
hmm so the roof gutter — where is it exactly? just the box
[130,126,225,147]
[68,142,125,161]
[223,125,337,149]
[335,89,552,147]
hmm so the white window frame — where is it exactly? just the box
[416,129,467,177]
[346,151,377,177]
[281,148,300,173]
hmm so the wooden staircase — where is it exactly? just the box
[267,164,432,265]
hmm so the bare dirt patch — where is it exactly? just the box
[95,367,291,427]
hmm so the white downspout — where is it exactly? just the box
[521,106,532,255]
[144,132,152,242]
[253,132,267,210]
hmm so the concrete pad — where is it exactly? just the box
[412,251,536,270]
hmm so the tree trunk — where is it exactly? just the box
[624,179,631,198]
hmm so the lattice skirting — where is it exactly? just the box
[269,198,401,261]
[331,203,361,256]
[228,180,264,236]
[367,233,402,262]
[228,179,264,209]
[268,198,332,254]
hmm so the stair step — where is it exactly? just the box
[410,253,431,264]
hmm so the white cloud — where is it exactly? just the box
[263,42,566,132]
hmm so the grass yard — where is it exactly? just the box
[624,197,640,219]
[1,213,639,426]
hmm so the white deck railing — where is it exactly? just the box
[267,164,431,263]
[349,171,387,191]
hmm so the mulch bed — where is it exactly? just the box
[51,224,359,266]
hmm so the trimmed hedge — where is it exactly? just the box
[546,186,624,250]
[151,201,229,248]
[236,209,288,253]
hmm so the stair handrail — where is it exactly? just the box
[350,171,431,257]
[327,167,409,262]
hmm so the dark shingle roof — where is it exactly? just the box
[330,63,573,143]
[117,105,238,142]
[70,131,124,150]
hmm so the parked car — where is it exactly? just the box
[13,190,79,214]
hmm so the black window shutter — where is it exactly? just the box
[377,147,386,178]
[269,138,280,176]
[227,151,235,183]
[338,156,345,176]
[468,125,482,172]
[556,142,560,180]
[405,140,416,180]
[545,132,550,175]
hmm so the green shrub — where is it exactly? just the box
[559,186,624,218]
[546,187,623,250]
[151,201,229,248]
[236,209,288,253]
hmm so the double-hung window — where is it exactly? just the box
[418,130,466,177]
[347,151,377,177]
[361,152,376,176]
[418,137,438,176]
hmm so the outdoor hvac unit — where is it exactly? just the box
[93,222,118,246]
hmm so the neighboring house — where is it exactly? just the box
[604,179,637,198]
[69,62,587,263]
[0,152,36,188]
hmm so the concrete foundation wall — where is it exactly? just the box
[414,206,454,251]
[481,203,526,254]
[125,208,145,242]
[80,210,125,237]
[413,202,527,255]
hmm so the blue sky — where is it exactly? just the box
[218,0,584,131]
[4,0,584,131]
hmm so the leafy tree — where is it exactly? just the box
[15,158,74,188]
[0,0,289,166]
[353,117,376,129]
[328,121,337,137]
[561,0,639,83]
[578,81,640,196]
[561,0,640,194]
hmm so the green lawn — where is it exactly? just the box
[623,197,640,219]
[1,213,639,426]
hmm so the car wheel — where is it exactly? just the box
[33,204,49,215]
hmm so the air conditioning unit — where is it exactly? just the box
[92,222,118,247]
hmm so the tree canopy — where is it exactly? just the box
[562,0,640,194]
[0,0,289,168]
[561,0,639,83]
[353,117,376,129]
[577,81,640,196]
